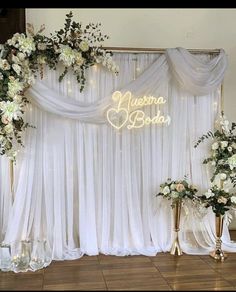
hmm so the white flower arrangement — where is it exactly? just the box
[195,111,236,217]
[156,177,198,207]
[0,11,119,160]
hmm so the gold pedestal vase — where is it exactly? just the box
[170,199,183,256]
[210,214,227,261]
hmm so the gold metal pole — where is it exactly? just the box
[170,199,183,256]
[210,214,227,261]
[104,46,221,55]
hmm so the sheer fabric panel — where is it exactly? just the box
[1,49,236,260]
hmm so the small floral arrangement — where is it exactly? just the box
[194,111,236,188]
[156,177,198,207]
[0,11,118,160]
[199,185,236,217]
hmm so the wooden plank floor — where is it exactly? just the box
[1,232,236,291]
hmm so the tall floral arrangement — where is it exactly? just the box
[194,112,236,217]
[0,12,118,160]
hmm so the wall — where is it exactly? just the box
[26,8,236,228]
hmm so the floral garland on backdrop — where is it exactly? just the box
[194,112,236,218]
[0,12,119,160]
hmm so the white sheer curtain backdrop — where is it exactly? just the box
[1,48,236,264]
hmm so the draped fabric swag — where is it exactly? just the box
[1,47,236,262]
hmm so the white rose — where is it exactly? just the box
[162,186,170,195]
[4,124,14,134]
[212,142,219,150]
[12,64,21,75]
[211,161,216,166]
[219,173,227,180]
[205,189,214,199]
[17,52,26,61]
[0,59,10,70]
[79,41,89,52]
[170,184,176,190]
[217,196,228,204]
[228,146,233,152]
[221,141,228,148]
[231,196,236,204]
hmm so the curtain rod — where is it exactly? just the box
[104,47,221,55]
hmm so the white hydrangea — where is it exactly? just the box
[79,40,89,52]
[0,100,22,122]
[7,78,24,97]
[59,45,76,67]
[18,35,36,55]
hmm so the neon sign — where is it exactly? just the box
[106,91,171,130]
